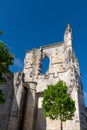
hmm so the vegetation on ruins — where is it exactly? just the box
[0,31,14,103]
[42,80,76,130]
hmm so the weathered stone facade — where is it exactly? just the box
[0,25,87,130]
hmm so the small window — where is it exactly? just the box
[41,57,50,74]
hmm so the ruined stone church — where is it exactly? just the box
[0,25,87,130]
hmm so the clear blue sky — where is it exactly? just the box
[0,0,87,106]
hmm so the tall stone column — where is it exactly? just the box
[23,82,37,130]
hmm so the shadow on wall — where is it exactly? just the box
[35,108,46,130]
[0,73,14,130]
[6,72,26,130]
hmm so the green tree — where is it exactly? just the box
[42,80,76,130]
[0,31,14,103]
[0,90,5,104]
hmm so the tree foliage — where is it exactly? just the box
[0,31,14,103]
[42,80,76,129]
[0,90,5,104]
[0,31,14,84]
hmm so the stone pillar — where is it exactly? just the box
[23,82,37,130]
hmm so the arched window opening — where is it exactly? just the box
[41,57,50,74]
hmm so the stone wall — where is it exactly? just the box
[0,73,14,130]
[7,72,25,130]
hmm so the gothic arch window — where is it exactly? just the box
[41,56,50,74]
